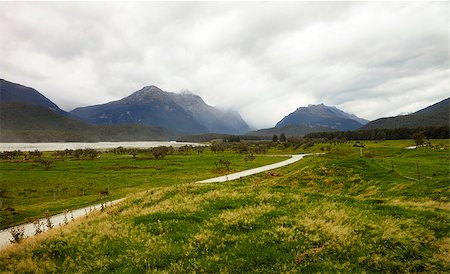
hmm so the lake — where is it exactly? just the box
[0,141,203,152]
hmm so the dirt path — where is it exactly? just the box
[196,153,313,183]
[0,199,123,249]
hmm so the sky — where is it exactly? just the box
[0,1,448,129]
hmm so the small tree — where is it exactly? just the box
[210,142,225,153]
[45,210,53,230]
[412,131,425,147]
[29,149,43,159]
[33,219,44,235]
[245,153,256,166]
[279,133,286,142]
[215,159,231,171]
[272,134,278,142]
[38,159,54,170]
[152,146,169,159]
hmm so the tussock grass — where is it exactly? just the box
[0,140,449,272]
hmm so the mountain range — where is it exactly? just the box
[0,80,178,142]
[0,79,249,141]
[70,86,249,134]
[1,78,447,142]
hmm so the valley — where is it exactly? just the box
[1,1,448,272]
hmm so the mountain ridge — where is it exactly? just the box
[0,79,66,115]
[361,97,449,130]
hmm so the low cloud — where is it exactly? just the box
[0,2,448,128]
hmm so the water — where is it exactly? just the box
[0,141,202,152]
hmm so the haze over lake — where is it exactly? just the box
[0,141,201,152]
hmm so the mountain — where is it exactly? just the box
[0,102,177,142]
[0,80,177,142]
[171,92,249,134]
[70,86,250,134]
[362,98,450,130]
[71,86,207,134]
[247,124,337,138]
[275,103,368,131]
[0,79,65,114]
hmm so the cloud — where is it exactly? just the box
[0,1,448,128]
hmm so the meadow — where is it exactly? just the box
[0,139,449,272]
[0,145,287,229]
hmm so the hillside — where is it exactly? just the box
[276,104,367,131]
[362,97,449,130]
[71,86,249,134]
[0,102,176,142]
[1,141,449,272]
[0,79,65,115]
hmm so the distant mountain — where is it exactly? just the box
[275,104,368,131]
[172,92,250,134]
[247,124,337,138]
[70,86,207,134]
[362,98,450,130]
[0,102,177,142]
[70,86,249,134]
[0,79,65,114]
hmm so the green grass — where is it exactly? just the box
[1,140,449,273]
[0,149,287,229]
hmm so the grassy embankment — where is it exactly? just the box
[0,148,287,229]
[1,140,449,272]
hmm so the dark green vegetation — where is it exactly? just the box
[1,140,449,272]
[362,97,449,130]
[305,125,450,140]
[0,145,286,229]
[177,133,268,142]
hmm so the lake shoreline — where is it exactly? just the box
[0,141,204,152]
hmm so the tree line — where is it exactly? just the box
[304,126,449,140]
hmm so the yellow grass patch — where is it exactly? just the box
[380,218,409,241]
[295,243,326,264]
[389,183,408,191]
[218,204,275,228]
[434,237,450,264]
[203,189,245,201]
[357,185,379,198]
[390,198,450,211]
[136,192,204,216]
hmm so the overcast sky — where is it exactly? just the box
[0,1,448,129]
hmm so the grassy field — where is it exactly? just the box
[0,147,287,229]
[1,140,449,272]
